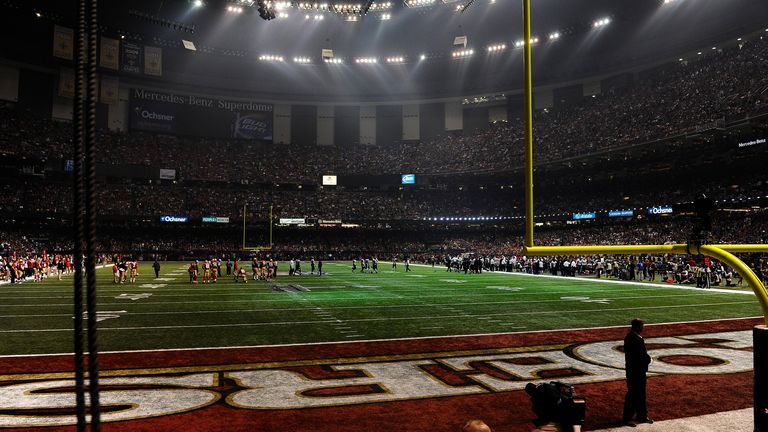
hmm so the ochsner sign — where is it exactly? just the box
[647,206,673,215]
[159,215,189,223]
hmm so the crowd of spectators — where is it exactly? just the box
[1,211,766,258]
[1,36,767,263]
[1,38,766,183]
[0,174,764,221]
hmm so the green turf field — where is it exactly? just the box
[0,261,760,355]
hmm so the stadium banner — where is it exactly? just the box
[99,36,120,70]
[572,212,596,220]
[322,175,337,186]
[52,25,74,60]
[129,88,273,140]
[202,216,230,223]
[738,138,766,149]
[159,168,176,180]
[57,68,75,98]
[144,46,162,76]
[647,205,673,215]
[99,75,119,105]
[122,42,143,74]
[279,218,305,225]
[607,209,634,217]
[159,215,188,223]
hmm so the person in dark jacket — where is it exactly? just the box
[623,318,654,427]
[152,260,161,278]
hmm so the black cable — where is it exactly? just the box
[72,0,87,429]
[84,0,101,428]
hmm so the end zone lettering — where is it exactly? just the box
[0,328,753,427]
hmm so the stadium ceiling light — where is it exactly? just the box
[259,54,284,61]
[419,54,426,60]
[452,49,474,58]
[379,13,391,20]
[593,17,610,28]
[386,56,405,63]
[227,5,244,13]
[369,2,393,10]
[486,43,507,53]
[293,56,312,63]
[324,57,343,63]
[277,12,289,17]
[548,31,560,40]
[193,0,204,7]
[405,0,435,7]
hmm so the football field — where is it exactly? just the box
[0,261,760,356]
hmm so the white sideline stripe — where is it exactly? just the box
[1,315,760,358]
[401,261,756,296]
[0,301,755,334]
[0,292,731,317]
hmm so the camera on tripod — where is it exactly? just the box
[525,381,586,431]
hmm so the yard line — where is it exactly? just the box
[0,290,742,311]
[0,300,755,333]
[0,294,744,318]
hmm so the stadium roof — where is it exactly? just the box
[2,0,767,100]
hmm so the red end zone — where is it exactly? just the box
[0,317,760,431]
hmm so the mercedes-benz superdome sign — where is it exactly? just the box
[159,215,189,223]
[129,89,273,141]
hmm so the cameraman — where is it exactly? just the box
[525,383,565,432]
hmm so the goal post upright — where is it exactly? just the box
[241,203,274,252]
[519,0,768,427]
[522,0,534,249]
[518,0,768,323]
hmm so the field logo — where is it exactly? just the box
[0,329,753,427]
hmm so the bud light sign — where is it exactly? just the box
[647,206,673,215]
[401,174,416,185]
[234,113,271,140]
[572,212,596,220]
[159,215,189,223]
